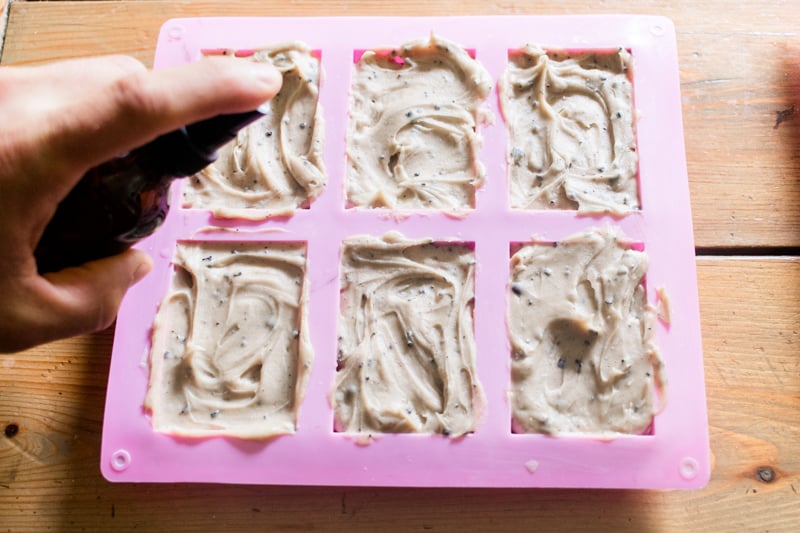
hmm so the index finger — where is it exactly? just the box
[40,55,282,182]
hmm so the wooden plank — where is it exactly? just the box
[1,257,798,531]
[2,1,800,248]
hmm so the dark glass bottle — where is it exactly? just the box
[34,110,265,273]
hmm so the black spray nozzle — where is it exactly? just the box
[146,109,266,176]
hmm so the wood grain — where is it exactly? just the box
[1,258,798,532]
[1,1,800,248]
[1,1,799,531]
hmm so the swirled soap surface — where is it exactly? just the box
[500,46,638,214]
[333,233,484,437]
[183,42,326,218]
[345,35,492,211]
[509,228,665,435]
[145,241,312,438]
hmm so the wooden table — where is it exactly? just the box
[1,1,798,530]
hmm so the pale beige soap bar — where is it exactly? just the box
[346,35,492,212]
[500,46,639,215]
[508,228,665,435]
[333,233,485,437]
[145,241,312,439]
[183,42,326,219]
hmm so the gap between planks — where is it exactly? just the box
[696,246,800,257]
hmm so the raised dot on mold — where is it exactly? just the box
[679,456,698,480]
[111,449,132,472]
[649,24,666,37]
[524,460,539,473]
[167,25,185,42]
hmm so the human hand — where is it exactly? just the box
[0,55,282,352]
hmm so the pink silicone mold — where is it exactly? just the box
[101,15,709,488]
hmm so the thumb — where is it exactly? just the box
[42,249,153,339]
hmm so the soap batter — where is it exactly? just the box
[508,228,665,435]
[145,241,312,438]
[346,35,492,211]
[183,42,326,218]
[333,233,484,437]
[500,46,639,215]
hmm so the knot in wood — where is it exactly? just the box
[756,466,776,483]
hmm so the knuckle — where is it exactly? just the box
[108,71,162,119]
